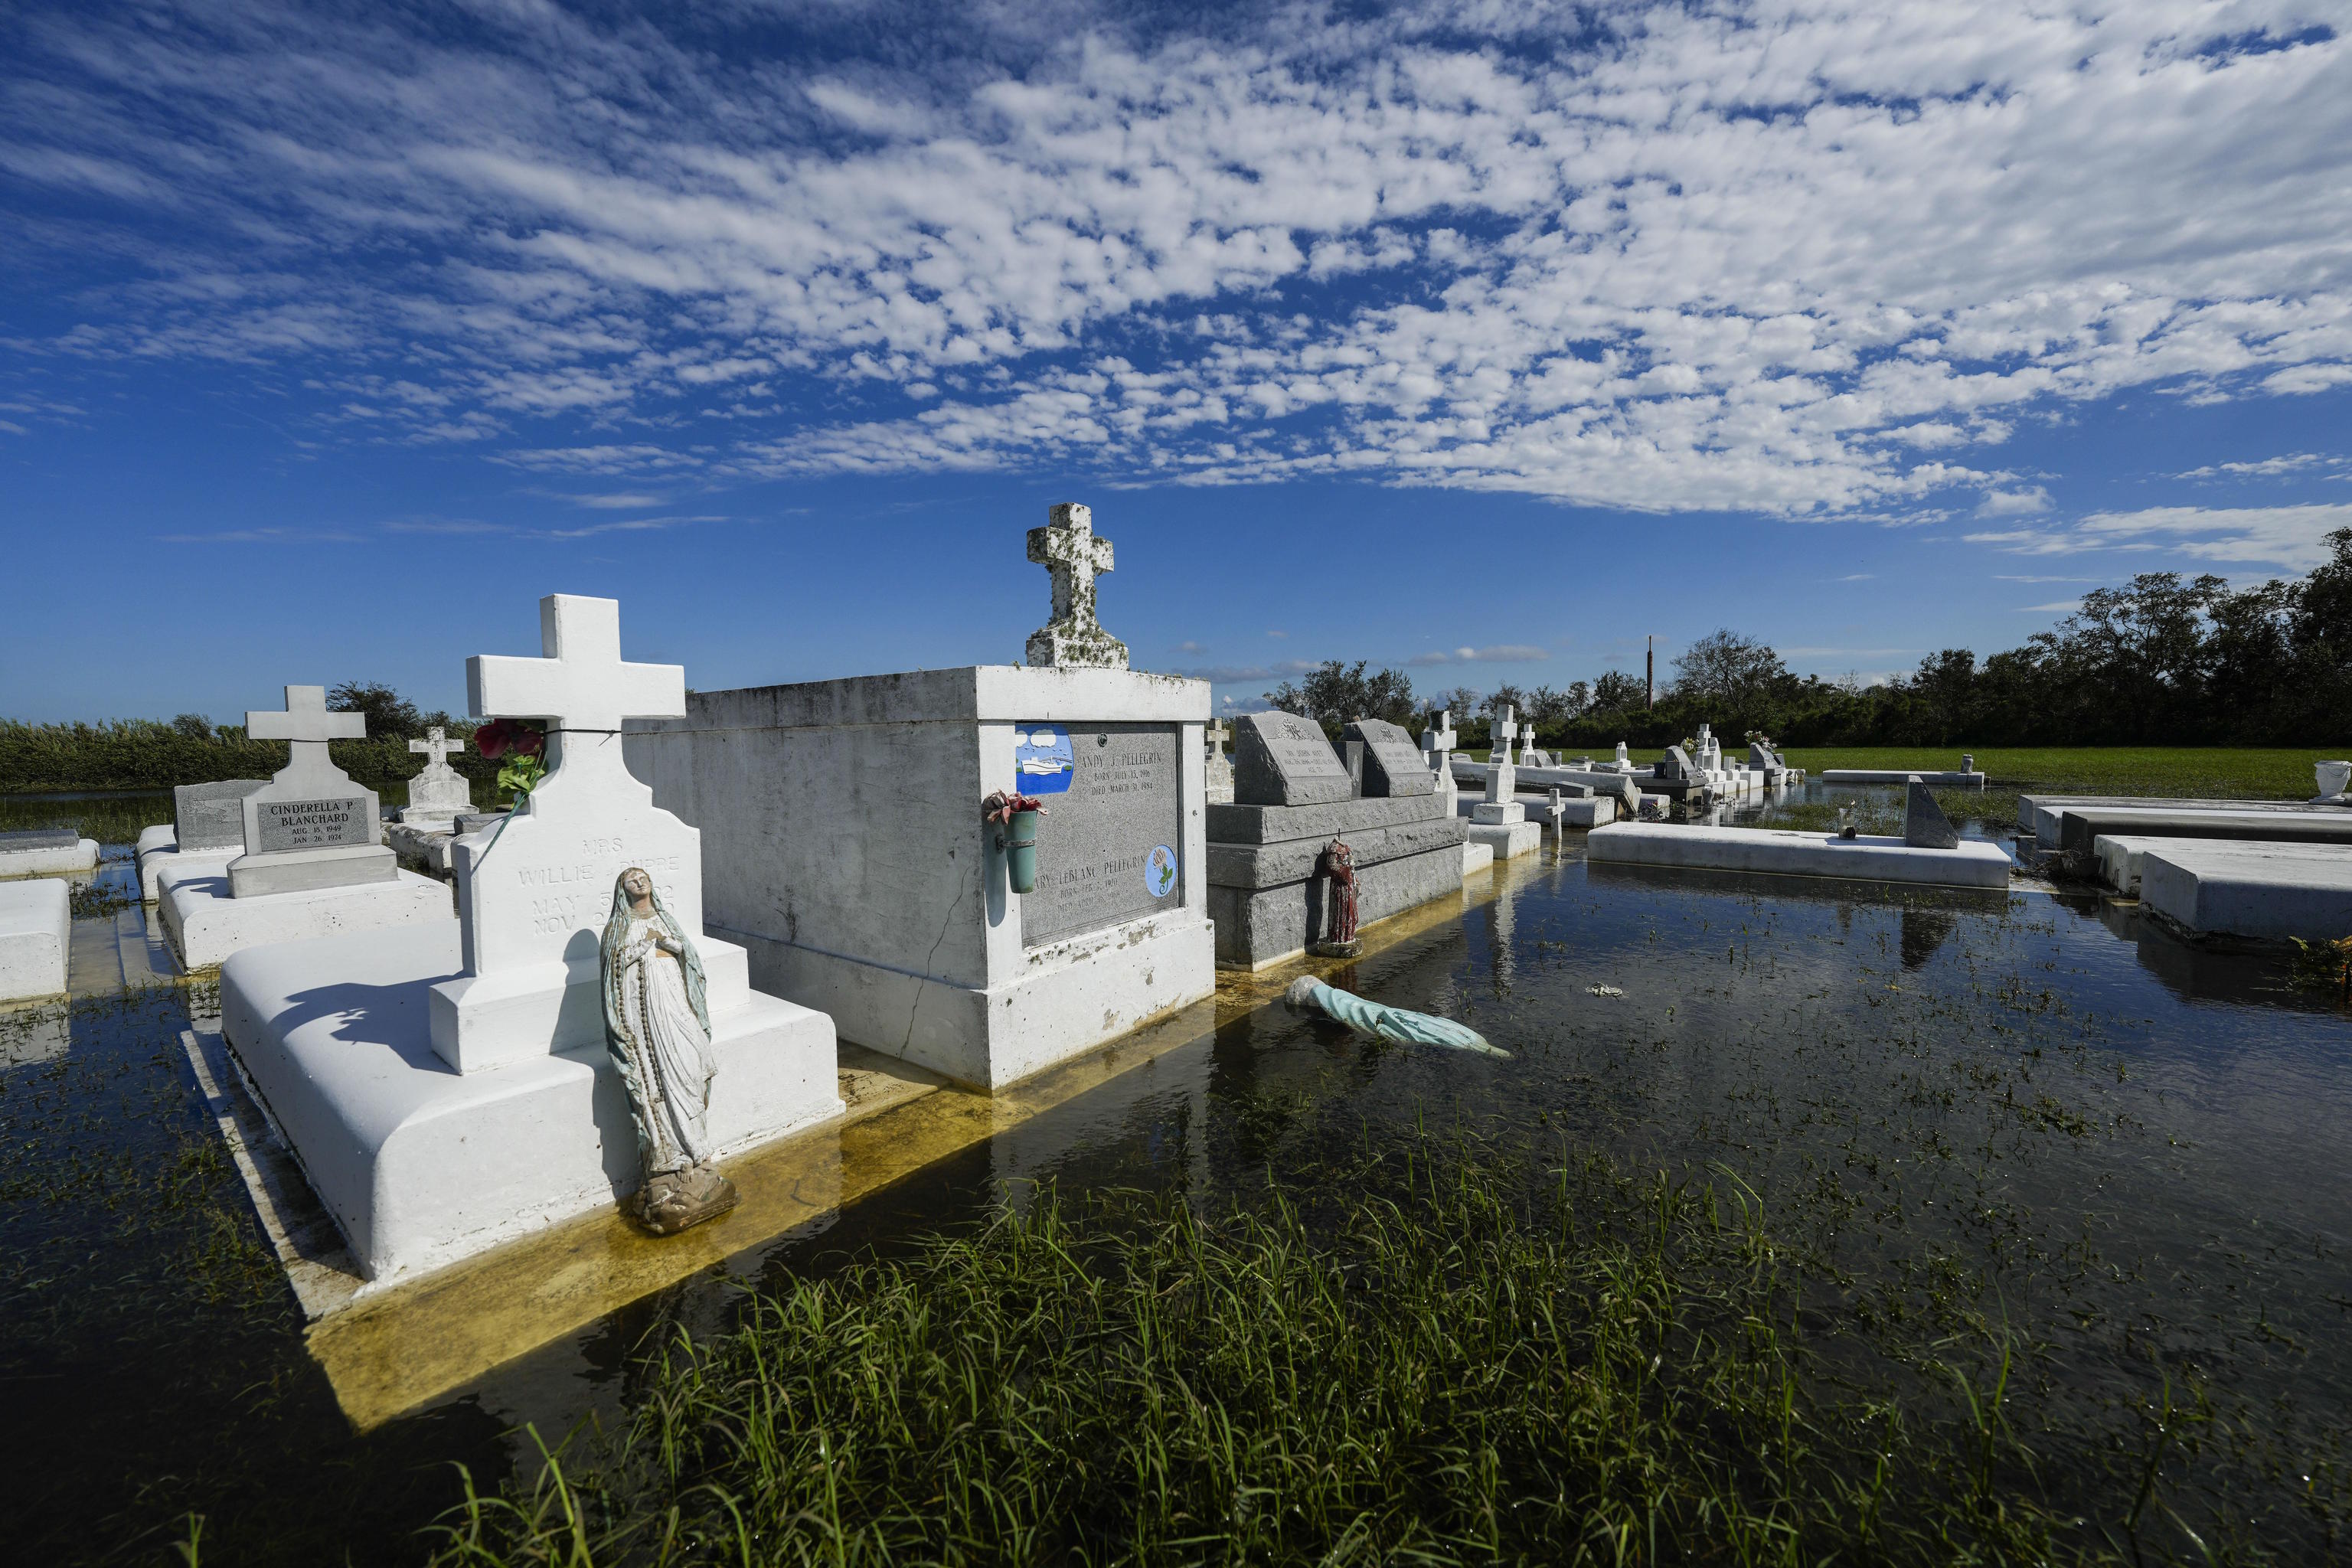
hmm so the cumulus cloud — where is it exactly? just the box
[1969,504,2352,569]
[3,1,2349,518]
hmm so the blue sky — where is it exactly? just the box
[4,0,2349,724]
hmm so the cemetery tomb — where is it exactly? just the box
[136,779,267,901]
[2092,834,2187,896]
[158,686,449,971]
[1205,711,1468,969]
[1465,707,1541,860]
[0,827,100,880]
[2138,840,2352,943]
[2021,792,2336,851]
[219,593,841,1285]
[0,877,70,1002]
[2050,803,2352,861]
[1824,759,1986,788]
[1586,820,2013,890]
[629,508,1211,1090]
[1204,720,1235,805]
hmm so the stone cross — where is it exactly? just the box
[247,685,366,772]
[410,727,462,767]
[1485,705,1518,804]
[1207,720,1230,763]
[468,594,685,792]
[1490,704,1517,756]
[1024,502,1129,669]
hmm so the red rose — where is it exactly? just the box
[475,718,544,760]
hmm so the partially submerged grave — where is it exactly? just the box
[1205,711,1468,969]
[157,687,448,969]
[219,594,841,1287]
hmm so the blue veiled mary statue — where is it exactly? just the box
[599,867,737,1233]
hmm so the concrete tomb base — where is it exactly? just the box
[2048,804,2352,861]
[1466,818,1543,859]
[159,865,452,972]
[0,878,70,1002]
[628,663,1216,1091]
[1461,841,1494,877]
[0,831,100,880]
[1205,795,1467,970]
[384,818,462,876]
[2137,841,2352,944]
[1587,822,2013,890]
[2021,794,2342,852]
[220,921,841,1288]
[135,825,243,903]
[2092,835,2180,896]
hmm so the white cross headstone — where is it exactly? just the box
[403,725,472,819]
[469,594,686,804]
[436,595,700,1069]
[1486,705,1518,804]
[1024,502,1129,669]
[1207,720,1230,763]
[247,684,366,769]
[229,686,395,894]
[410,727,462,767]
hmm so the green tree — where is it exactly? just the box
[1263,661,1418,739]
[1671,630,1788,711]
[1589,670,1646,712]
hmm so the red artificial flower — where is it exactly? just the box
[474,718,545,760]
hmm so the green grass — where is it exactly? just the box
[427,1136,2171,1566]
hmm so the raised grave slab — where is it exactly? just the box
[220,921,838,1287]
[160,867,452,972]
[1209,843,1468,971]
[0,878,70,1002]
[1823,769,1985,787]
[0,829,100,879]
[2138,841,2352,944]
[2053,804,2352,860]
[2092,835,2180,896]
[2021,794,2337,851]
[1586,823,2012,890]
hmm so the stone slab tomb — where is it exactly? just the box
[219,593,841,1287]
[2138,840,2352,943]
[0,828,99,880]
[1587,822,2012,890]
[0,878,69,1001]
[158,687,447,970]
[1206,711,1467,969]
[626,504,1213,1092]
[136,779,267,900]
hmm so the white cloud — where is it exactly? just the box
[6,2,2350,514]
[1406,645,1550,665]
[1971,504,2352,569]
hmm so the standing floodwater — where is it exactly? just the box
[2,808,2348,1561]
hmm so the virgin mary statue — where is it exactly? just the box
[599,867,737,1233]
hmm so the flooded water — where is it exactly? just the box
[4,794,2348,1561]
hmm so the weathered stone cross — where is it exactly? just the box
[1491,704,1517,755]
[468,594,685,790]
[1207,720,1230,762]
[1024,502,1129,669]
[409,727,462,769]
[247,685,365,774]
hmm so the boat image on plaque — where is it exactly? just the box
[1146,844,1178,898]
[1014,726,1075,794]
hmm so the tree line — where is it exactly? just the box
[1265,528,2352,750]
[0,682,496,794]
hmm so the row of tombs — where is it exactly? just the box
[73,504,1619,1298]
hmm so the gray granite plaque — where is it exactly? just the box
[1341,717,1435,797]
[0,828,79,851]
[253,795,373,853]
[1021,722,1184,948]
[175,779,268,851]
[1232,711,1352,806]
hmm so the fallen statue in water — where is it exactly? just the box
[1283,976,1510,1058]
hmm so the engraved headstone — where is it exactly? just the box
[1021,722,1185,948]
[1343,717,1436,798]
[175,779,268,851]
[229,687,397,897]
[1903,777,1961,849]
[1657,745,1693,782]
[1232,711,1353,806]
[400,727,472,821]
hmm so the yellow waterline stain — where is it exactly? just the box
[308,851,1538,1429]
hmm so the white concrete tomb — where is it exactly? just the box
[219,594,841,1286]
[0,877,70,1002]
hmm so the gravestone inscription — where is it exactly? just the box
[1342,717,1436,798]
[254,796,373,852]
[1233,711,1352,807]
[175,779,268,851]
[1021,722,1185,949]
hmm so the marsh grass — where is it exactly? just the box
[426,1137,2159,1566]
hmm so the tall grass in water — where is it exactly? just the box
[430,1139,2142,1566]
